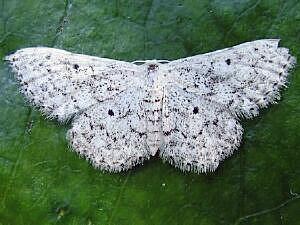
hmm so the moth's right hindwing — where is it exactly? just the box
[5,47,141,122]
[67,88,151,172]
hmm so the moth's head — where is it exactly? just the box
[131,60,159,72]
[133,60,170,72]
[131,59,170,74]
[144,60,159,72]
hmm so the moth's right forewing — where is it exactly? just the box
[6,47,141,122]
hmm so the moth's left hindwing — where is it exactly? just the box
[5,47,141,122]
[161,86,243,173]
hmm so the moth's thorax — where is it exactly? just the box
[142,61,166,90]
[140,61,165,155]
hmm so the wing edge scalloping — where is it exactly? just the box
[231,43,296,119]
[66,126,151,173]
[65,133,151,173]
[160,125,244,174]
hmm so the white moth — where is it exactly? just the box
[5,39,296,173]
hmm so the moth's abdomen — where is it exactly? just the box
[143,89,163,156]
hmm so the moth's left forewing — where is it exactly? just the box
[167,39,296,118]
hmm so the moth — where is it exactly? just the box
[5,39,296,173]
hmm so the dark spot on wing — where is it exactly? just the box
[73,64,79,70]
[225,59,231,65]
[193,107,199,114]
[164,131,171,136]
[108,109,114,116]
[213,119,218,126]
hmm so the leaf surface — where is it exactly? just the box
[0,0,300,224]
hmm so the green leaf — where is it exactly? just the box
[1,0,300,225]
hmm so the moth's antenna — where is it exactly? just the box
[132,60,146,65]
[157,60,170,63]
[132,60,170,64]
